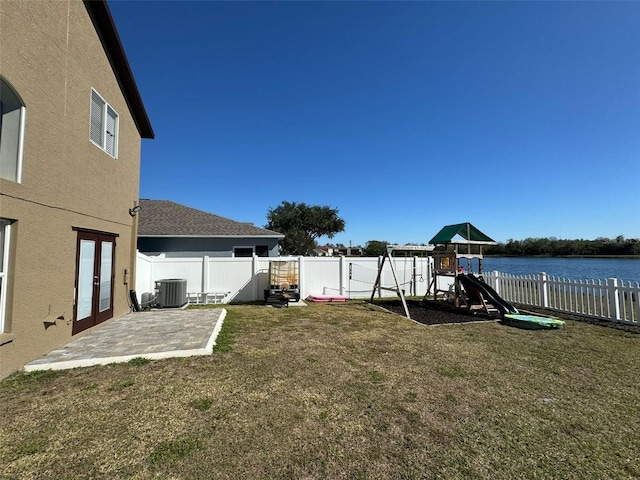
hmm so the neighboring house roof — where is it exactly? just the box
[84,0,154,139]
[429,223,496,245]
[138,200,284,238]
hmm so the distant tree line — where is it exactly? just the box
[484,236,640,257]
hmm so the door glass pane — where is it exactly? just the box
[77,239,95,320]
[99,241,112,312]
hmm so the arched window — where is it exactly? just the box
[0,77,26,183]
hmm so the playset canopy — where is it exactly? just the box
[429,222,496,245]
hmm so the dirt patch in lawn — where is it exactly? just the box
[372,299,497,326]
[376,299,640,333]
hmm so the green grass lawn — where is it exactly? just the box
[1,302,639,479]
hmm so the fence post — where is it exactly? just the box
[607,278,621,320]
[252,255,259,301]
[412,256,417,296]
[540,272,549,308]
[202,256,209,293]
[492,271,500,296]
[339,255,346,296]
[298,256,304,300]
[149,255,155,292]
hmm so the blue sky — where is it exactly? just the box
[109,0,640,246]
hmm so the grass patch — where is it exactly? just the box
[128,357,151,366]
[212,309,237,352]
[368,370,386,383]
[190,397,214,411]
[1,302,639,479]
[148,437,203,466]
[107,379,134,391]
[436,364,468,378]
[12,437,47,459]
[4,369,59,385]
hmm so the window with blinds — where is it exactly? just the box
[90,89,118,158]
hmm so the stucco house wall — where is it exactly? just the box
[0,1,153,379]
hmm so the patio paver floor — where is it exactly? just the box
[24,308,226,372]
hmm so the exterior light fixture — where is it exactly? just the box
[129,205,142,217]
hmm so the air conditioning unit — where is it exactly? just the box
[155,279,188,308]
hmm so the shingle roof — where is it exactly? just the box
[137,200,284,238]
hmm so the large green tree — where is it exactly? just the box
[265,201,346,256]
[364,240,389,257]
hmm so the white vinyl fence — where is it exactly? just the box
[136,252,639,325]
[136,252,436,306]
[483,271,640,325]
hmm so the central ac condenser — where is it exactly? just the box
[155,278,188,308]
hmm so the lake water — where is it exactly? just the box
[477,257,640,284]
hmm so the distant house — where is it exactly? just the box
[137,200,284,258]
[0,1,154,379]
[313,246,334,257]
[314,245,363,257]
[333,246,363,257]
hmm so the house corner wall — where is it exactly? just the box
[0,1,143,379]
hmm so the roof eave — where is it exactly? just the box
[84,0,154,139]
[138,234,285,239]
[432,240,497,246]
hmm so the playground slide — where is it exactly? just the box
[457,274,519,315]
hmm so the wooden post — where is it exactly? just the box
[370,253,387,303]
[386,251,411,319]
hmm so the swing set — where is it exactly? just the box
[369,223,498,319]
[369,244,434,319]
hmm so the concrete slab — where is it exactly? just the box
[24,308,226,372]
